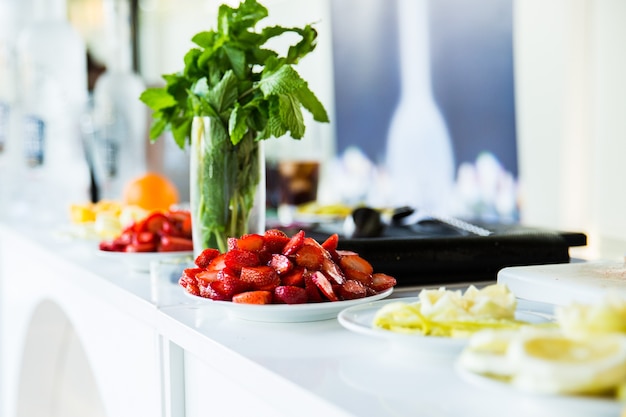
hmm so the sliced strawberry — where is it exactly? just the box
[185,282,200,296]
[339,254,374,276]
[194,248,220,268]
[321,258,345,285]
[227,237,238,251]
[135,231,156,244]
[224,249,260,273]
[159,235,194,252]
[282,229,305,256]
[143,212,168,234]
[239,265,280,291]
[280,266,305,287]
[294,244,325,270]
[311,271,338,301]
[167,210,192,236]
[321,233,339,260]
[180,267,202,287]
[206,253,227,271]
[338,279,367,300]
[232,290,273,304]
[262,229,290,252]
[371,273,397,292]
[269,253,293,275]
[274,286,308,304]
[336,249,359,257]
[201,269,246,300]
[99,240,124,252]
[194,269,220,286]
[304,271,323,302]
[125,242,157,252]
[339,255,373,286]
[236,233,265,252]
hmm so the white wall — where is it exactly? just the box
[514,0,626,259]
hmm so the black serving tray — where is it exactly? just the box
[280,221,587,287]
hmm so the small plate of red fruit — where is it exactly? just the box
[98,210,194,272]
[179,229,397,322]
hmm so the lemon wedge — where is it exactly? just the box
[508,330,626,395]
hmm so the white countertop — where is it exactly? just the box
[0,222,622,417]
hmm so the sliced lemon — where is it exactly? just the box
[508,330,626,395]
[458,329,519,377]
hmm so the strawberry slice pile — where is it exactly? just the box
[99,210,193,253]
[180,229,397,304]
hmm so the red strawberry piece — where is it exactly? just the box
[274,286,308,304]
[179,267,202,287]
[142,212,168,233]
[239,265,280,291]
[262,229,291,253]
[339,255,373,286]
[161,219,183,237]
[336,249,358,257]
[227,237,238,251]
[321,258,345,285]
[236,233,265,252]
[269,253,293,275]
[194,248,220,268]
[294,244,325,270]
[224,249,260,273]
[311,271,339,301]
[135,231,156,244]
[167,210,192,236]
[201,269,246,300]
[99,240,123,252]
[339,254,374,275]
[194,269,220,286]
[232,290,273,304]
[282,229,305,256]
[321,233,339,260]
[280,266,305,287]
[371,273,397,292]
[207,253,227,271]
[304,271,324,302]
[114,230,134,247]
[185,282,201,296]
[338,280,368,300]
[125,242,157,252]
[159,235,194,252]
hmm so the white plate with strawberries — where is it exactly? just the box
[178,228,398,322]
[184,288,393,322]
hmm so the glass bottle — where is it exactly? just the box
[385,0,455,213]
[16,0,90,223]
[90,0,147,201]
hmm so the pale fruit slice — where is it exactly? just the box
[508,330,626,395]
[458,329,519,377]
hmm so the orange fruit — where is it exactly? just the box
[122,172,179,212]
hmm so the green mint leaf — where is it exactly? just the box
[286,25,318,64]
[267,96,287,138]
[229,103,249,145]
[296,84,329,123]
[208,70,239,115]
[259,64,305,96]
[223,44,247,79]
[171,116,192,149]
[139,88,177,112]
[278,94,305,139]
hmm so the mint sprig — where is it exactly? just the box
[139,0,329,149]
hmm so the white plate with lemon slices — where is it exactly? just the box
[337,297,555,353]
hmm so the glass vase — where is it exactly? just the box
[190,116,265,255]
